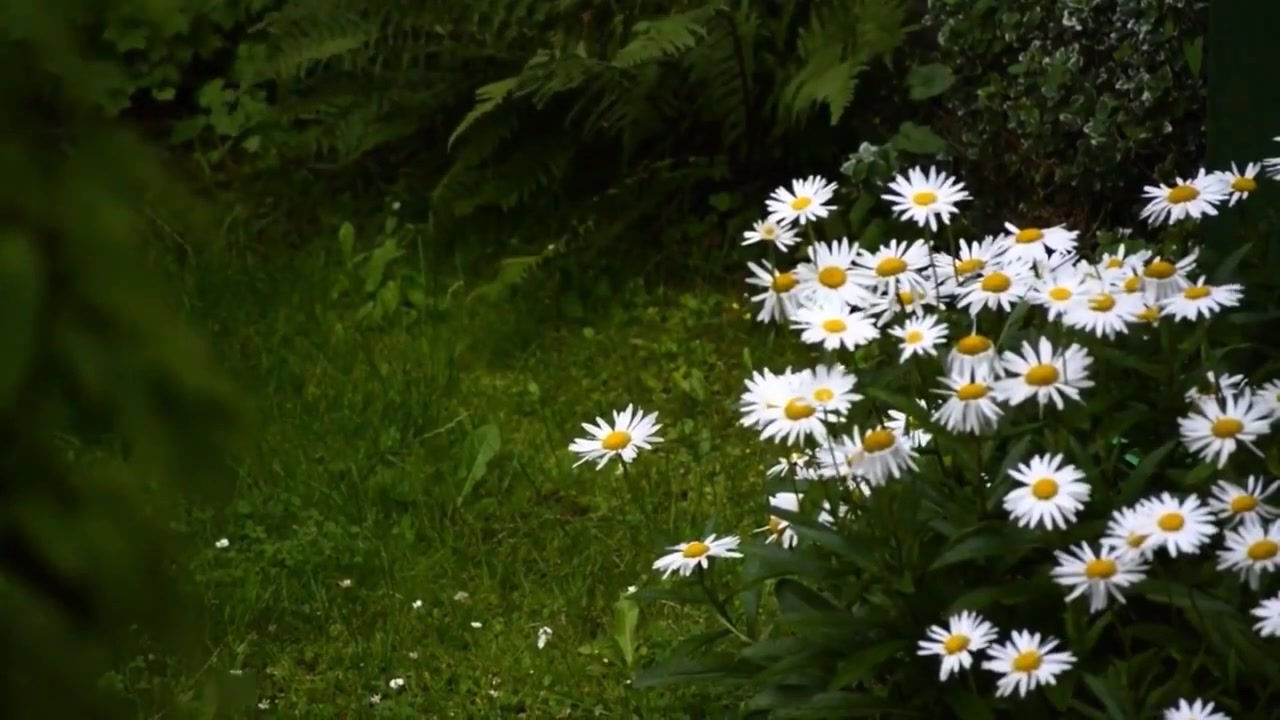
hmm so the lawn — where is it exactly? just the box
[111,240,805,718]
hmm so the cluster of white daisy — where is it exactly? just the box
[567,144,1280,711]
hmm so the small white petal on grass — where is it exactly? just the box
[470,621,483,629]
[388,677,405,690]
[214,538,230,549]
[536,626,553,649]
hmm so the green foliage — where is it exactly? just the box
[923,0,1209,225]
[0,1,243,717]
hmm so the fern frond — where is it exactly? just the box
[610,6,721,69]
[448,76,519,149]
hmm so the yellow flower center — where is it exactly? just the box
[682,541,710,558]
[1167,185,1200,204]
[1232,176,1258,193]
[1084,558,1117,579]
[1105,257,1124,269]
[955,334,992,356]
[818,266,847,288]
[1157,512,1185,532]
[814,387,835,403]
[1014,228,1044,244]
[1012,650,1042,673]
[956,257,985,275]
[876,257,908,277]
[905,330,924,344]
[784,398,816,421]
[1230,495,1259,514]
[1247,539,1279,561]
[981,272,1012,293]
[767,516,785,536]
[1031,478,1059,500]
[1024,364,1060,387]
[1137,306,1160,323]
[762,225,777,238]
[1183,285,1211,300]
[1048,287,1072,301]
[862,428,896,453]
[1211,417,1244,439]
[1144,260,1176,279]
[912,191,937,206]
[956,382,989,401]
[771,271,798,293]
[942,634,970,655]
[790,196,813,211]
[1123,276,1141,293]
[897,290,915,305]
[601,431,632,451]
[1126,532,1147,549]
[821,318,847,333]
[1088,293,1116,312]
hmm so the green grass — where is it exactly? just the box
[111,244,808,718]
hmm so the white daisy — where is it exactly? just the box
[767,451,815,479]
[933,235,1006,289]
[1208,476,1280,525]
[1163,698,1231,720]
[846,425,918,485]
[1214,161,1261,206]
[802,363,862,417]
[746,260,804,323]
[851,238,933,298]
[1140,251,1199,302]
[954,262,1035,315]
[1061,287,1144,339]
[866,285,942,325]
[568,405,663,469]
[1031,266,1090,320]
[1251,593,1280,637]
[759,383,831,446]
[1100,502,1159,561]
[1138,169,1229,226]
[1003,452,1091,531]
[881,166,971,231]
[756,492,802,549]
[993,338,1093,410]
[946,332,1000,381]
[885,400,933,448]
[888,313,948,362]
[1266,137,1280,179]
[1217,517,1280,589]
[999,222,1079,267]
[766,175,838,226]
[932,374,1003,435]
[739,368,797,431]
[916,611,998,682]
[1160,276,1244,322]
[1097,244,1152,279]
[791,301,880,351]
[795,238,874,309]
[1256,378,1280,419]
[1050,542,1148,613]
[1185,371,1249,406]
[1138,492,1217,558]
[742,217,799,250]
[1178,390,1272,468]
[652,534,742,578]
[981,630,1076,698]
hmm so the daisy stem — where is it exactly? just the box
[695,566,749,642]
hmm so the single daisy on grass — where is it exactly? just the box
[946,332,1000,381]
[888,314,948,362]
[954,263,1035,315]
[1137,492,1217,558]
[998,222,1079,267]
[1101,502,1159,561]
[993,337,1093,410]
[1214,161,1261,206]
[981,630,1076,698]
[885,401,933,448]
[932,374,1004,435]
[1030,267,1090,320]
[746,260,804,323]
[1141,251,1199,302]
[916,611,998,682]
[1163,698,1232,720]
[1208,476,1279,525]
[756,492,802,549]
[1217,517,1280,589]
[1252,593,1280,637]
[796,238,874,309]
[791,301,880,351]
[1178,390,1272,468]
[1002,453,1091,531]
[766,175,837,226]
[1138,169,1229,226]
[569,405,663,469]
[847,424,918,485]
[1159,275,1244,322]
[1061,287,1144,339]
[1050,542,1148,613]
[881,166,971,231]
[653,534,742,578]
[851,238,934,298]
[742,217,799,251]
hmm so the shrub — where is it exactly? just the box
[569,141,1280,715]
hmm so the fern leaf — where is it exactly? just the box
[610,7,719,69]
[448,76,519,150]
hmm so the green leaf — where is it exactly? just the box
[891,121,947,155]
[942,687,995,720]
[929,525,1034,572]
[1211,240,1253,284]
[774,692,918,717]
[1117,440,1175,504]
[945,577,1054,615]
[0,236,43,407]
[774,579,839,617]
[1138,579,1237,615]
[742,542,842,583]
[455,423,501,507]
[1082,673,1131,720]
[828,639,910,690]
[447,76,519,149]
[907,63,955,100]
[612,597,640,667]
[1182,36,1204,76]
[363,237,403,293]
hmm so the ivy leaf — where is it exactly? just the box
[907,63,955,100]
